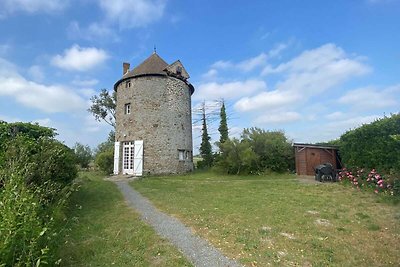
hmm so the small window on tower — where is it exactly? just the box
[125,103,131,114]
[178,150,185,161]
[125,81,131,88]
[176,66,182,75]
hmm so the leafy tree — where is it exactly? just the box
[218,101,229,145]
[216,138,258,174]
[215,127,294,174]
[199,111,213,168]
[88,89,116,128]
[242,128,294,172]
[95,130,115,156]
[74,142,92,169]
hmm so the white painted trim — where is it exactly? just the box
[134,140,143,176]
[113,142,120,175]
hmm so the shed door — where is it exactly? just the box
[133,140,143,176]
[122,141,134,174]
[306,148,321,175]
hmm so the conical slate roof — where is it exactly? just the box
[125,53,168,78]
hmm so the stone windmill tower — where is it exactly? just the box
[113,52,194,175]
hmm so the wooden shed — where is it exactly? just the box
[293,143,341,176]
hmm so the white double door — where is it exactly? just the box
[122,140,143,176]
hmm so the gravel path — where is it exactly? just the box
[114,180,242,267]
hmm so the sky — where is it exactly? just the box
[0,0,399,152]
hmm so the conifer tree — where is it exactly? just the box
[199,104,213,167]
[218,101,229,145]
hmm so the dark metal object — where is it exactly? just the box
[315,163,337,182]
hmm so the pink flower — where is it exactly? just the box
[374,189,379,194]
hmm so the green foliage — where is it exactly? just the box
[73,142,92,169]
[0,121,56,165]
[3,135,77,188]
[215,138,258,174]
[215,127,294,174]
[218,101,229,145]
[0,170,73,266]
[88,89,116,128]
[94,130,115,156]
[199,112,213,168]
[339,114,400,172]
[0,121,77,266]
[95,149,114,174]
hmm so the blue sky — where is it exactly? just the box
[0,0,399,151]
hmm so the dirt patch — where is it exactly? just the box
[280,232,296,240]
[296,175,320,184]
[315,219,332,227]
[104,175,139,182]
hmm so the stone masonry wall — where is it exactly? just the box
[115,75,193,174]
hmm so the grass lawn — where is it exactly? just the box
[131,172,400,266]
[56,171,192,267]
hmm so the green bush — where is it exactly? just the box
[339,114,400,172]
[215,127,294,175]
[3,135,77,189]
[0,121,77,266]
[95,149,114,175]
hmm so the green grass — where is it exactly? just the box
[56,171,192,267]
[131,172,400,266]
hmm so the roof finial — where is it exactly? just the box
[153,45,157,54]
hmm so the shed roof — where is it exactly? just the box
[293,143,339,150]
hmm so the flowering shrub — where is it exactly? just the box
[338,167,399,196]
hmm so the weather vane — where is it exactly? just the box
[154,45,157,54]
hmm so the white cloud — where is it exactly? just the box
[255,111,301,124]
[237,53,267,72]
[0,58,86,113]
[262,43,369,76]
[78,88,97,98]
[235,90,299,112]
[211,53,267,72]
[32,118,52,126]
[194,79,266,101]
[237,44,370,113]
[211,60,233,69]
[326,115,382,131]
[338,85,400,109]
[67,21,120,42]
[267,43,289,58]
[51,45,109,72]
[325,111,345,120]
[72,78,99,87]
[28,65,44,82]
[202,69,218,80]
[0,0,67,16]
[98,0,167,29]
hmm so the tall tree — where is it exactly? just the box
[88,89,116,128]
[199,103,213,167]
[218,100,229,145]
[73,142,93,169]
